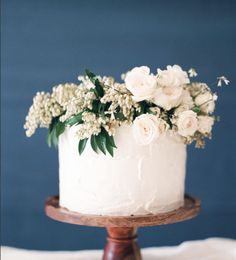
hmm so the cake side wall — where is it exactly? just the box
[58,125,186,216]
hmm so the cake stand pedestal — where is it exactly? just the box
[45,194,200,260]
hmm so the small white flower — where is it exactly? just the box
[176,110,198,137]
[217,76,230,87]
[213,93,218,101]
[198,116,214,134]
[121,73,126,80]
[132,114,166,145]
[157,65,190,88]
[124,66,157,102]
[188,68,198,77]
[195,91,215,114]
[78,75,96,89]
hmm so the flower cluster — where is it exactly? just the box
[24,65,229,155]
[125,65,228,148]
[24,91,63,137]
[101,82,138,123]
[76,112,108,139]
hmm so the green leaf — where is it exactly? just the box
[66,113,83,126]
[105,142,114,157]
[47,119,56,148]
[95,133,106,155]
[47,131,52,147]
[192,106,201,114]
[55,121,65,138]
[101,128,117,148]
[49,117,57,132]
[78,138,88,155]
[90,135,98,153]
[47,116,65,148]
[94,79,104,97]
[51,126,58,148]
[85,69,96,83]
[91,88,99,98]
[109,136,116,148]
[140,102,145,114]
[146,107,156,115]
[98,103,106,114]
[114,112,126,121]
[92,100,99,113]
[85,69,104,97]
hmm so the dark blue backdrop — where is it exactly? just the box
[1,0,236,250]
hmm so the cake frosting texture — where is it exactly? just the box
[59,124,186,216]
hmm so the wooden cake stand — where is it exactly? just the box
[45,194,200,260]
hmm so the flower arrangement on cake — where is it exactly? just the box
[24,65,229,215]
[24,65,229,156]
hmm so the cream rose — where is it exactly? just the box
[198,116,214,134]
[153,65,189,110]
[195,92,216,114]
[177,110,198,137]
[153,85,184,110]
[174,90,194,115]
[132,114,166,145]
[124,66,157,102]
[157,65,190,88]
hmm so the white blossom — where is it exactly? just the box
[51,83,78,108]
[153,85,184,110]
[24,92,63,137]
[188,68,198,77]
[217,76,230,87]
[78,75,95,89]
[195,91,215,114]
[124,66,157,102]
[157,65,190,88]
[101,82,137,122]
[60,87,96,122]
[153,65,190,110]
[132,114,167,145]
[188,83,210,97]
[198,116,214,134]
[176,110,198,137]
[24,65,223,150]
[75,112,105,139]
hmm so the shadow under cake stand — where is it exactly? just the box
[45,194,200,260]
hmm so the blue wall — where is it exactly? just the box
[1,0,236,250]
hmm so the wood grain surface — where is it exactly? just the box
[45,194,200,228]
[45,194,200,260]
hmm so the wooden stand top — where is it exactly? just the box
[45,194,200,228]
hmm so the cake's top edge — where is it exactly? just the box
[24,65,229,156]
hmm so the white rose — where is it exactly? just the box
[153,65,189,110]
[181,89,194,108]
[195,92,215,114]
[177,110,198,137]
[124,66,157,102]
[174,90,194,115]
[198,116,214,134]
[133,114,166,145]
[157,65,190,88]
[153,85,184,110]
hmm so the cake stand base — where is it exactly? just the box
[104,227,141,260]
[45,194,200,260]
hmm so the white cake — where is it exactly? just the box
[24,65,221,216]
[59,124,186,216]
